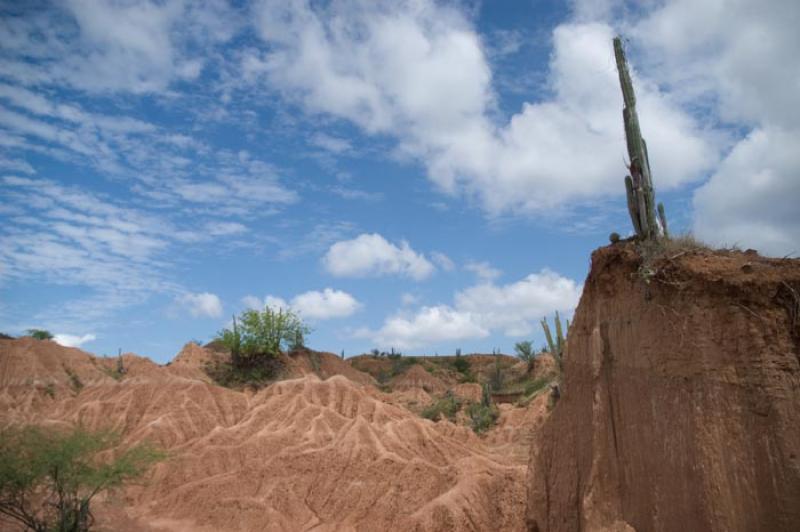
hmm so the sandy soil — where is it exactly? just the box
[0,338,546,531]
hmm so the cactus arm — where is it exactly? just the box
[657,202,669,239]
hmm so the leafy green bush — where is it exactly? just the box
[514,340,536,369]
[0,425,164,532]
[467,384,499,434]
[421,392,462,422]
[452,356,470,374]
[27,329,53,341]
[466,402,499,434]
[216,307,310,368]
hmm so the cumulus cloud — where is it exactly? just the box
[250,0,715,214]
[53,333,96,348]
[693,127,800,256]
[323,233,435,280]
[359,306,488,350]
[177,292,223,318]
[628,0,800,256]
[243,288,361,320]
[361,268,582,349]
[454,269,582,336]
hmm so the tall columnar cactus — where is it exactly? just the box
[614,36,667,240]
[541,312,568,371]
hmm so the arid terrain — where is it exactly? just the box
[0,337,552,531]
[2,242,800,532]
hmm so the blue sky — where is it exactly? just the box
[1,0,798,362]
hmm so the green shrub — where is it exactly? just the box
[216,307,310,369]
[0,425,164,532]
[421,392,461,422]
[452,357,470,374]
[205,358,283,390]
[467,384,499,434]
[466,402,499,434]
[27,329,53,341]
[514,341,536,369]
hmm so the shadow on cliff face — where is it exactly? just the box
[527,241,800,532]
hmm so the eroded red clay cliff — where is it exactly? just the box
[527,243,800,532]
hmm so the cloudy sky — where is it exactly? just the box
[1,0,797,361]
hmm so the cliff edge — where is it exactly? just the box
[527,242,800,531]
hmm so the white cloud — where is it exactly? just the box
[359,305,488,350]
[242,289,361,320]
[177,292,223,318]
[53,333,96,348]
[0,0,239,94]
[323,233,435,280]
[250,1,716,215]
[693,126,800,256]
[290,288,361,319]
[310,132,352,154]
[431,251,455,272]
[464,260,501,281]
[204,221,248,236]
[360,268,582,349]
[626,0,800,256]
[454,269,582,336]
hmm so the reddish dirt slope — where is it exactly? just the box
[0,339,541,531]
[527,243,800,532]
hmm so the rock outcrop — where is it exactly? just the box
[527,243,800,531]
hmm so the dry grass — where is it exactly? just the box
[638,233,710,262]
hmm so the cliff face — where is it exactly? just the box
[527,243,800,532]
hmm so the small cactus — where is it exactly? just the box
[541,312,568,372]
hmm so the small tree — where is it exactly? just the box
[27,329,53,341]
[0,425,163,532]
[514,341,536,370]
[216,307,310,368]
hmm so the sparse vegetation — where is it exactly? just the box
[0,425,164,532]
[467,385,499,434]
[43,383,56,399]
[489,353,503,391]
[541,312,567,372]
[421,392,461,422]
[63,366,83,393]
[309,350,321,374]
[205,358,284,389]
[27,329,53,341]
[614,36,666,242]
[514,340,536,370]
[217,307,309,364]
[451,356,475,382]
[211,307,310,387]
